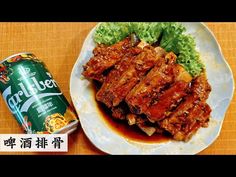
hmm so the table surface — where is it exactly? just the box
[0,22,235,155]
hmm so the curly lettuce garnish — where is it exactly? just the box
[93,22,204,77]
[130,22,164,44]
[160,23,204,76]
[176,35,204,76]
[94,22,131,45]
[159,22,186,53]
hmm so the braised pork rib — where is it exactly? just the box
[82,37,212,141]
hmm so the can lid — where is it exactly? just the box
[0,52,33,64]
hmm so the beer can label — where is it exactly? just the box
[0,53,78,134]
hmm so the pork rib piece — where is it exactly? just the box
[145,80,190,122]
[126,52,188,114]
[126,113,164,136]
[159,74,212,141]
[96,46,164,108]
[96,54,136,107]
[82,37,142,82]
[160,102,211,141]
[111,102,130,120]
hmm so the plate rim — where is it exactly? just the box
[70,22,235,154]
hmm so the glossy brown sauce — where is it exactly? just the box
[92,81,170,143]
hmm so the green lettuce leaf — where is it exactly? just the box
[93,22,204,77]
[176,35,204,76]
[130,22,164,44]
[94,22,131,45]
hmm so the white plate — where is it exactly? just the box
[70,23,235,154]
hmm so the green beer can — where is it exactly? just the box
[0,52,78,134]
